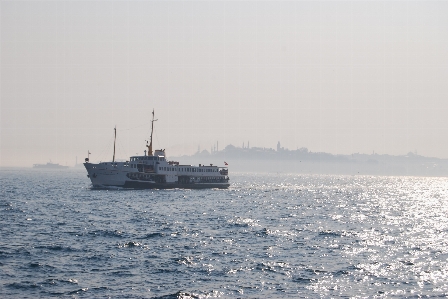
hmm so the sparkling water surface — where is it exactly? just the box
[1,168,448,298]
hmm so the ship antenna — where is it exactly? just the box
[147,109,158,156]
[112,126,117,162]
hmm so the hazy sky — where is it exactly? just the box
[1,0,448,167]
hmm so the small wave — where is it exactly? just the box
[26,262,56,272]
[150,291,200,299]
[333,269,350,276]
[119,241,141,248]
[304,268,327,275]
[154,267,181,274]
[88,229,124,238]
[292,276,316,284]
[0,201,14,207]
[35,244,77,252]
[68,288,89,295]
[48,291,65,296]
[256,261,290,274]
[92,286,109,291]
[0,250,11,259]
[84,254,107,261]
[256,227,295,237]
[41,278,79,286]
[256,227,274,237]
[318,230,342,237]
[227,217,259,227]
[109,271,134,277]
[6,282,40,290]
[139,232,165,239]
[29,262,42,268]
[176,256,196,266]
[12,247,32,256]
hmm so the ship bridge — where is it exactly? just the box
[129,155,165,162]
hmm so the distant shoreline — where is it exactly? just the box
[3,145,448,177]
[170,145,448,177]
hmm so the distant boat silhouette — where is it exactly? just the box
[33,162,68,169]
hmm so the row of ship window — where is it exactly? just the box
[128,165,219,172]
[130,157,164,161]
[160,167,218,172]
[127,163,219,173]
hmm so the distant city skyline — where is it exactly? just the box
[2,1,448,167]
[175,141,448,176]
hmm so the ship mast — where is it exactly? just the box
[146,109,157,156]
[112,126,116,162]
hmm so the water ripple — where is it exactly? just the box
[1,169,448,297]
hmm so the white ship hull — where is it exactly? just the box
[84,161,230,189]
[84,162,129,187]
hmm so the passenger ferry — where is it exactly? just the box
[84,110,230,189]
[33,162,68,169]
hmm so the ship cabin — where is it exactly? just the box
[128,149,166,174]
[127,150,228,184]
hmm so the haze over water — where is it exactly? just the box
[2,1,448,167]
[1,168,447,298]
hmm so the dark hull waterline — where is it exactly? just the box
[97,181,230,189]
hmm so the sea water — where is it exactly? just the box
[1,168,447,298]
